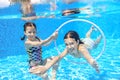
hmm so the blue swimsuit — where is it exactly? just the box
[27,46,43,68]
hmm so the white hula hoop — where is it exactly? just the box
[54,19,106,63]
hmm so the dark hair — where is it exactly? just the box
[21,22,40,41]
[64,30,84,44]
[23,22,36,32]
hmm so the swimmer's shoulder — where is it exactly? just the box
[78,44,87,51]
[25,40,33,48]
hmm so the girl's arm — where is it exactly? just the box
[25,35,54,47]
[25,31,58,47]
[42,48,68,73]
[41,31,58,46]
[29,48,68,74]
[79,45,100,73]
[25,40,42,47]
[59,48,68,59]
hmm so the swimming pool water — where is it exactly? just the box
[0,39,120,80]
[0,0,120,80]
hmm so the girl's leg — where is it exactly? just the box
[94,35,102,47]
[50,1,57,11]
[86,25,94,38]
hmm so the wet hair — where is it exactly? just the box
[21,22,40,41]
[64,30,84,44]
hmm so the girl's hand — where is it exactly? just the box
[29,66,47,74]
[92,61,100,73]
[52,31,58,40]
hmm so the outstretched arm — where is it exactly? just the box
[42,31,58,46]
[79,45,100,73]
[29,49,68,74]
[25,31,58,47]
[59,49,68,59]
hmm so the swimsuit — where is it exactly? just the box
[82,38,95,50]
[27,46,43,68]
[22,12,36,17]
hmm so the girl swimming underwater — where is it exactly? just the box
[59,30,101,73]
[21,22,59,80]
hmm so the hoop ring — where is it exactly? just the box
[54,19,106,64]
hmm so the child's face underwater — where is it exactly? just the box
[64,38,79,53]
[25,26,36,40]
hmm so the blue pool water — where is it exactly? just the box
[0,0,120,80]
